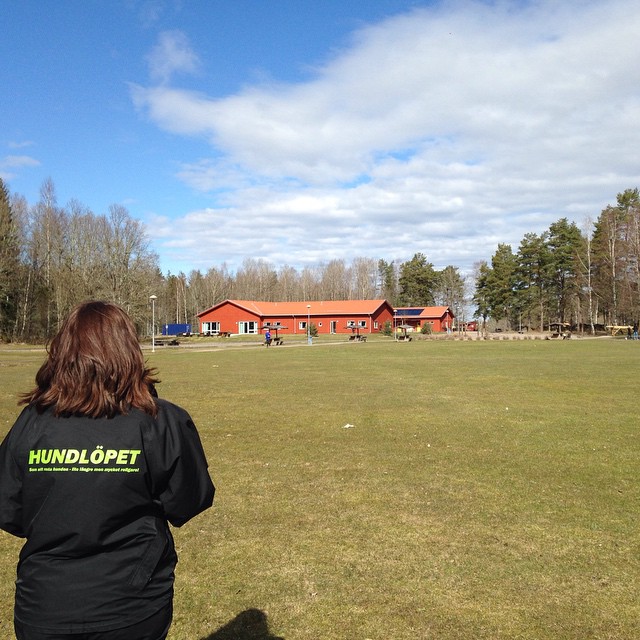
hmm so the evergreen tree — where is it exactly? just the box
[545,218,583,326]
[516,232,551,331]
[486,244,518,327]
[0,179,20,339]
[472,260,491,337]
[398,253,438,306]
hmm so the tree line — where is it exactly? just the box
[0,177,636,341]
[473,188,640,333]
[0,178,465,341]
[1,178,160,342]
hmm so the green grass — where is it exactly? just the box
[1,339,639,639]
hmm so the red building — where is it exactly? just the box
[197,299,395,336]
[394,306,455,333]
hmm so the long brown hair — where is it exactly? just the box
[21,301,159,418]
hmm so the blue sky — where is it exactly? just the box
[3,0,639,277]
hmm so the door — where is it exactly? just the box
[238,321,258,335]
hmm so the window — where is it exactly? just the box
[299,321,307,330]
[238,321,258,334]
[358,320,367,328]
[202,321,220,335]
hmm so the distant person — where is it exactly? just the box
[0,301,215,640]
[265,329,272,347]
[634,322,638,340]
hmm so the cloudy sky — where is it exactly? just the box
[2,0,639,276]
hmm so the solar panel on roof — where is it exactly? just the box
[396,308,424,316]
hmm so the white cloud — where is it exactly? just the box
[7,140,35,150]
[134,0,640,274]
[0,154,41,181]
[145,30,201,84]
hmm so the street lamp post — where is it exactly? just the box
[307,304,311,345]
[149,295,157,352]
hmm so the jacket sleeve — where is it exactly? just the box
[145,401,215,527]
[0,411,27,538]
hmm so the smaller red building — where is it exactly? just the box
[197,299,394,336]
[394,306,455,333]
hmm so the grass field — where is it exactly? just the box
[1,337,639,639]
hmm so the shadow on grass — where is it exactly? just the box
[200,608,284,640]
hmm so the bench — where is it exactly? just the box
[154,339,180,347]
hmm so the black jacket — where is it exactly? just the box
[0,398,215,633]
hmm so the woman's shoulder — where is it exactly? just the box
[144,398,202,447]
[10,403,48,430]
[153,398,194,426]
[1,404,49,449]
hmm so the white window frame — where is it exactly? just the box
[239,320,258,334]
[202,321,220,335]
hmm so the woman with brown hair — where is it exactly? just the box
[0,301,215,640]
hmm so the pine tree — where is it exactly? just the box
[545,218,583,327]
[398,253,438,306]
[516,233,547,330]
[472,260,491,337]
[486,244,518,327]
[0,178,20,339]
